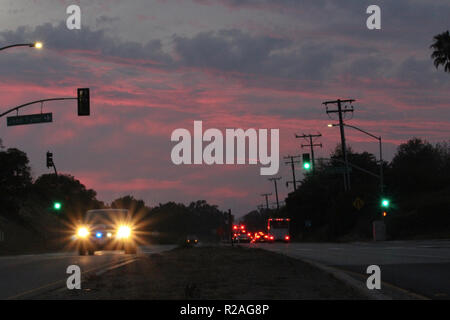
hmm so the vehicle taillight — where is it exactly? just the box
[270,236,274,240]
[285,235,290,241]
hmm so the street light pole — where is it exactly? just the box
[328,123,384,195]
[0,42,43,52]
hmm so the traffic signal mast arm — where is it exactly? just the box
[0,98,77,119]
[1,88,90,120]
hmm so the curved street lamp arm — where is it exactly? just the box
[343,124,380,141]
[0,43,35,51]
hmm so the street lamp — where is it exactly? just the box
[327,123,384,195]
[0,42,43,51]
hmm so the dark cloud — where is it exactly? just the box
[0,22,173,65]
[173,29,290,72]
[173,29,350,82]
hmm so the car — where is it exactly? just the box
[232,231,252,243]
[75,209,138,255]
[186,234,199,245]
[251,231,274,243]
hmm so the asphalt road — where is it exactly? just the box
[0,245,175,300]
[249,239,450,299]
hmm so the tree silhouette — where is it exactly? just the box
[0,148,33,219]
[431,30,450,72]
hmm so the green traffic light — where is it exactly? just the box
[53,202,62,210]
[381,199,389,208]
[303,162,311,170]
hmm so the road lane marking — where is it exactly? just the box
[5,255,135,300]
[95,258,137,276]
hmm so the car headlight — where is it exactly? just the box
[77,227,89,238]
[117,226,131,239]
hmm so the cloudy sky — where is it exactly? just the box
[1,0,449,215]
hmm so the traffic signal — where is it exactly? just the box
[77,88,90,116]
[46,151,53,168]
[381,198,390,208]
[302,153,311,170]
[382,211,388,217]
[53,202,62,210]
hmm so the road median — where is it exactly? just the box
[40,246,366,299]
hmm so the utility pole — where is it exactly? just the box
[227,209,234,246]
[260,193,272,210]
[284,155,301,191]
[295,134,322,174]
[268,177,282,210]
[322,99,354,190]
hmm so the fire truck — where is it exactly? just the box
[267,218,290,242]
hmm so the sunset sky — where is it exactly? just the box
[1,0,449,215]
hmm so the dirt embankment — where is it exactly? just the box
[43,246,365,299]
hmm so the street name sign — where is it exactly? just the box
[7,113,53,126]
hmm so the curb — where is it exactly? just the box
[300,258,392,300]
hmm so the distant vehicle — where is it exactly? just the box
[267,218,290,242]
[251,231,274,243]
[232,224,252,243]
[186,234,199,245]
[75,209,137,255]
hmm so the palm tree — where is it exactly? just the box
[430,30,450,73]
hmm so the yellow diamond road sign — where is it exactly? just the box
[353,197,365,210]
